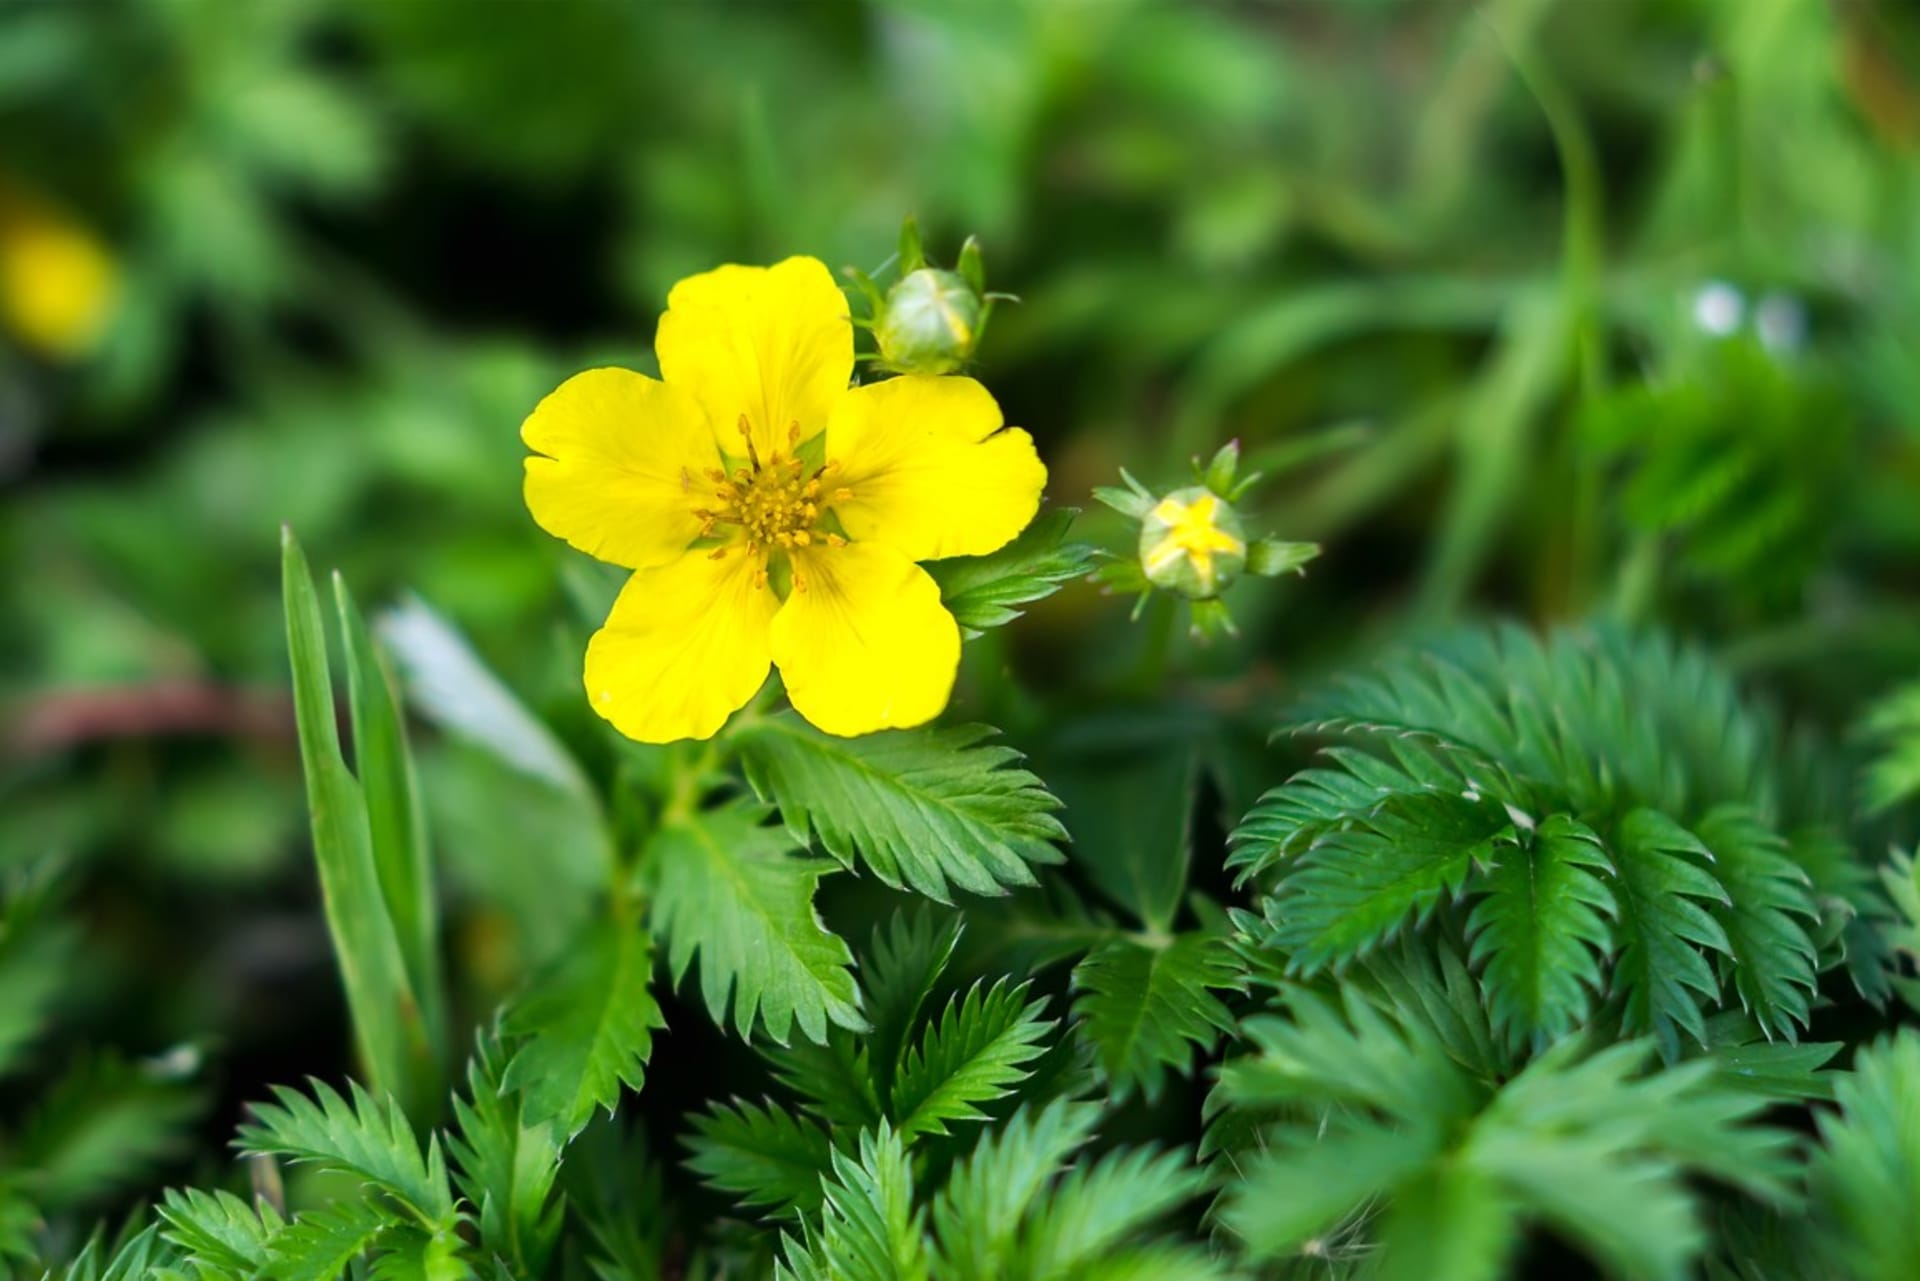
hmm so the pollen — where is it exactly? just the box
[698,416,851,554]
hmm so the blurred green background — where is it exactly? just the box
[4,0,1920,1204]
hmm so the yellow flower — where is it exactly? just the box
[0,188,119,359]
[522,255,1047,743]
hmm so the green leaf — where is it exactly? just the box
[1807,1030,1920,1281]
[1050,748,1195,933]
[890,979,1052,1141]
[645,801,866,1044]
[500,916,662,1136]
[1021,1145,1210,1278]
[1269,791,1509,971]
[685,1098,834,1220]
[1228,738,1480,882]
[235,1078,455,1226]
[777,1124,925,1281]
[157,1188,284,1277]
[1245,537,1320,577]
[1861,679,1920,813]
[929,1099,1100,1280]
[0,1176,37,1267]
[1374,1162,1518,1281]
[335,576,447,1072]
[924,508,1095,636]
[13,1052,204,1211]
[763,1031,884,1131]
[281,530,435,1110]
[1071,931,1240,1103]
[448,1039,563,1275]
[1692,805,1818,1040]
[0,862,77,1079]
[267,1200,395,1281]
[1608,809,1732,1056]
[734,714,1064,902]
[1224,1119,1440,1259]
[860,905,964,1100]
[1465,815,1616,1043]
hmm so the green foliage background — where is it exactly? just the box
[5,0,1920,1278]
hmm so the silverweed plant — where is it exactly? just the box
[7,5,1920,1280]
[9,220,1920,1281]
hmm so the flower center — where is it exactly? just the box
[689,416,853,590]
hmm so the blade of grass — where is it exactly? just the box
[281,527,435,1115]
[335,573,448,1087]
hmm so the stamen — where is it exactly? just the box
[788,421,801,447]
[825,533,847,547]
[792,530,811,547]
[736,414,762,469]
[708,547,728,560]
[832,487,854,503]
[707,468,729,484]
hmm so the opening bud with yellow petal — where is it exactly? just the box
[1138,485,1247,600]
[1094,440,1321,641]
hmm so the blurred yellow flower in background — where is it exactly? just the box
[523,255,1046,742]
[0,186,119,359]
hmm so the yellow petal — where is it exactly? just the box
[585,547,777,743]
[655,255,852,460]
[826,375,1046,561]
[771,542,961,737]
[523,367,720,570]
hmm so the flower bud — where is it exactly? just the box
[1137,485,1247,600]
[874,267,983,375]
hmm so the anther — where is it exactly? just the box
[825,533,847,547]
[792,530,812,547]
[708,547,728,560]
[707,468,729,484]
[832,487,854,502]
[788,421,801,446]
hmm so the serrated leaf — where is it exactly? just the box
[1693,805,1818,1040]
[777,1124,925,1281]
[235,1078,454,1225]
[1051,748,1195,933]
[1224,1119,1440,1259]
[1270,791,1510,971]
[645,802,866,1045]
[1465,815,1616,1043]
[501,916,662,1136]
[1021,1145,1210,1278]
[685,1099,834,1219]
[157,1188,284,1277]
[762,1031,884,1130]
[1608,809,1733,1057]
[448,1040,563,1275]
[1374,1162,1518,1281]
[861,906,964,1096]
[13,1052,204,1211]
[925,507,1094,636]
[930,1100,1100,1280]
[891,979,1052,1140]
[1807,1030,1920,1281]
[735,714,1064,902]
[268,1200,395,1281]
[0,864,77,1079]
[1071,932,1240,1103]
